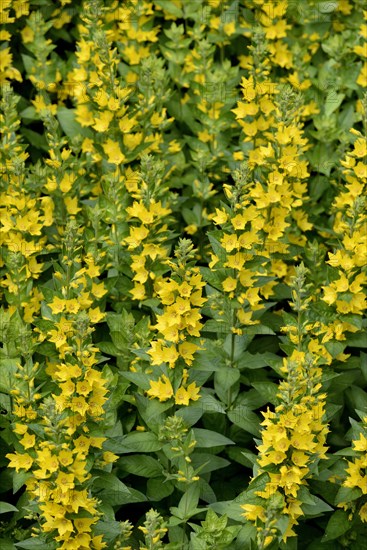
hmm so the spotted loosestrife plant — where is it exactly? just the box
[0,88,49,322]
[1,0,367,548]
[145,239,205,406]
[120,154,176,303]
[242,264,329,548]
[6,220,114,550]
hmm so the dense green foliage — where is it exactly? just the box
[0,1,366,549]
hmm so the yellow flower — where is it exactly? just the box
[212,208,228,225]
[174,386,190,406]
[70,396,89,416]
[126,201,154,224]
[102,451,119,464]
[58,449,74,467]
[221,233,238,252]
[178,341,200,365]
[43,517,74,537]
[222,276,237,292]
[102,138,126,164]
[123,132,143,150]
[353,433,367,452]
[147,375,174,402]
[357,62,367,87]
[74,517,97,533]
[55,472,75,493]
[360,502,367,522]
[75,104,94,126]
[353,138,367,158]
[161,344,179,368]
[241,504,266,522]
[6,452,33,472]
[92,111,114,132]
[13,423,28,435]
[123,226,149,248]
[64,196,81,215]
[237,309,257,325]
[186,381,201,401]
[73,435,92,455]
[90,281,107,299]
[88,307,105,323]
[60,172,76,193]
[130,283,146,300]
[19,432,36,450]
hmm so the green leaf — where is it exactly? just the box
[361,352,367,382]
[147,477,174,501]
[306,142,339,176]
[176,405,204,427]
[0,540,16,550]
[346,386,367,412]
[347,333,367,347]
[237,351,279,370]
[309,175,330,201]
[227,407,260,436]
[198,478,217,504]
[199,393,226,415]
[93,473,146,506]
[334,485,362,505]
[227,448,257,468]
[301,494,333,516]
[94,520,129,542]
[189,535,207,550]
[135,394,173,430]
[242,472,269,500]
[176,484,200,519]
[192,429,234,448]
[210,500,244,522]
[13,471,32,494]
[97,341,120,356]
[191,453,230,475]
[20,129,48,151]
[20,106,36,120]
[117,455,162,478]
[308,480,339,506]
[0,502,18,514]
[103,432,162,454]
[322,510,351,542]
[202,319,231,334]
[214,368,240,404]
[324,93,345,118]
[251,382,279,404]
[234,523,258,550]
[0,359,19,394]
[15,541,56,549]
[192,347,225,371]
[119,371,151,390]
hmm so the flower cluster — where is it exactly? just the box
[146,239,205,406]
[121,155,174,302]
[242,265,329,547]
[1,0,366,547]
[6,221,113,550]
[138,509,168,550]
[321,127,367,321]
[338,415,367,523]
[208,163,267,335]
[0,88,48,322]
[158,414,200,486]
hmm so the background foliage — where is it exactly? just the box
[0,1,366,549]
